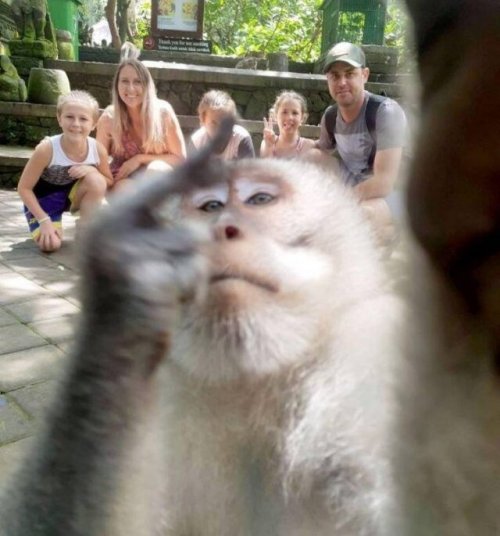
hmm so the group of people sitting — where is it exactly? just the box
[17,41,407,253]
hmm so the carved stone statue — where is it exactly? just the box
[0,44,27,101]
[9,0,57,60]
[12,0,49,42]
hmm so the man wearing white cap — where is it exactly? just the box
[317,42,407,245]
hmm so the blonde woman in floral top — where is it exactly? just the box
[96,42,186,191]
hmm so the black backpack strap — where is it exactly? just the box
[365,93,386,167]
[324,104,338,147]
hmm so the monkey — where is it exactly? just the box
[0,118,400,535]
[2,1,500,534]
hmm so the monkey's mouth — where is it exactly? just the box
[210,273,278,293]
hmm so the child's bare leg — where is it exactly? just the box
[72,172,107,221]
[109,178,134,195]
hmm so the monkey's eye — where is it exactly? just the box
[246,192,275,206]
[199,200,225,212]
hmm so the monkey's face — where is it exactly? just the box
[170,159,382,383]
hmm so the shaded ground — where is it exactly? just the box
[0,189,80,485]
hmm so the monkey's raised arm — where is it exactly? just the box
[1,119,234,536]
[403,0,500,360]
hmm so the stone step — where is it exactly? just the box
[0,145,34,167]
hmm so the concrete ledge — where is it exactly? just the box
[0,101,58,118]
[45,59,399,97]
[46,59,330,90]
[0,145,34,167]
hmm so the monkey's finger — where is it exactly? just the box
[107,116,235,227]
[88,223,208,306]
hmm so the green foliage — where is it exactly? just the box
[135,1,152,45]
[78,0,107,28]
[336,11,365,44]
[78,0,107,44]
[108,0,410,64]
[384,0,413,71]
[204,0,324,62]
[384,0,409,49]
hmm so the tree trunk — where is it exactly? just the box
[105,0,121,49]
[117,0,131,46]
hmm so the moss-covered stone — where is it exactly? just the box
[10,56,44,78]
[25,124,50,144]
[0,54,27,102]
[0,117,23,144]
[9,39,56,59]
[40,117,58,128]
[57,41,74,61]
[27,67,70,104]
[56,29,72,43]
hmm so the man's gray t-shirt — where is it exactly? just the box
[318,91,407,186]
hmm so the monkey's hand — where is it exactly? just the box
[77,120,233,376]
[81,155,229,373]
[79,191,208,375]
[0,117,235,536]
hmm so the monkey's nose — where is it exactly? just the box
[224,225,239,239]
[214,222,242,241]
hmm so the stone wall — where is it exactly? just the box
[44,58,403,127]
[0,0,16,41]
[0,102,59,146]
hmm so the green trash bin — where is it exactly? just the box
[320,0,387,51]
[47,0,82,60]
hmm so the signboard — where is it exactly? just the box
[151,0,205,39]
[143,36,212,54]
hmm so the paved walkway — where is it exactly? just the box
[0,188,80,485]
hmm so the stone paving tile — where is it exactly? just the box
[42,279,80,300]
[0,220,31,233]
[56,340,76,354]
[0,263,13,274]
[0,308,18,328]
[5,295,80,324]
[0,345,67,391]
[0,324,48,355]
[50,246,80,272]
[9,379,60,422]
[28,315,77,345]
[14,266,79,287]
[4,254,60,271]
[0,238,36,254]
[0,247,41,262]
[0,272,50,305]
[0,436,35,487]
[0,394,35,444]
[0,196,26,209]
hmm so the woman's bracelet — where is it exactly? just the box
[37,216,51,224]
